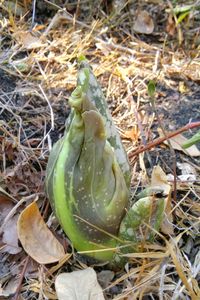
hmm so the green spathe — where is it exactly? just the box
[46,57,166,265]
[77,57,131,186]
[46,81,129,261]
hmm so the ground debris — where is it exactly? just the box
[0,1,200,299]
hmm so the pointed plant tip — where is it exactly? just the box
[78,55,87,64]
[147,80,156,98]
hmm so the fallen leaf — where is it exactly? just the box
[182,130,200,149]
[177,162,197,176]
[170,134,200,157]
[110,0,126,14]
[167,173,196,191]
[0,194,14,224]
[124,127,139,142]
[158,129,200,157]
[178,81,189,93]
[97,270,114,289]
[2,215,21,254]
[151,165,171,195]
[95,42,110,56]
[151,166,174,235]
[166,14,176,36]
[17,202,65,264]
[0,194,21,254]
[14,31,46,50]
[24,258,39,278]
[133,10,154,34]
[55,268,105,300]
[0,276,20,297]
[178,174,196,182]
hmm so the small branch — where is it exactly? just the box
[31,0,37,29]
[129,121,200,158]
[13,256,29,300]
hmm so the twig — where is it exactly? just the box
[13,256,30,300]
[31,0,37,29]
[153,50,160,73]
[38,85,54,154]
[129,121,200,158]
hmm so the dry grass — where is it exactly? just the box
[0,1,200,299]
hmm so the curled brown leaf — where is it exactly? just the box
[17,202,65,264]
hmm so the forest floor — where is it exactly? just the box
[0,1,200,299]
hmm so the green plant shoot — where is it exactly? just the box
[45,57,167,266]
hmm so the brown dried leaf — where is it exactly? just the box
[0,194,14,224]
[17,202,65,264]
[0,277,20,297]
[158,129,200,157]
[2,215,22,254]
[124,127,139,142]
[0,194,21,254]
[166,14,176,36]
[97,270,114,289]
[14,31,46,50]
[151,165,171,195]
[95,42,110,56]
[55,268,105,300]
[133,10,154,34]
[178,81,189,93]
[169,134,200,157]
[151,166,174,235]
